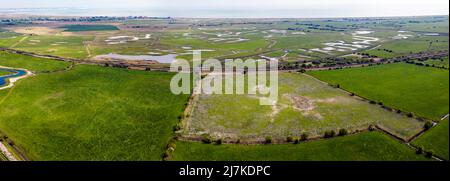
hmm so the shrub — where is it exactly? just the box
[265,136,272,144]
[216,138,223,145]
[173,124,181,131]
[407,112,414,118]
[286,136,294,142]
[293,137,300,144]
[324,130,336,138]
[416,147,423,154]
[166,141,176,150]
[396,110,402,114]
[7,139,14,146]
[162,150,171,161]
[300,133,308,141]
[201,134,212,144]
[368,125,376,131]
[424,121,433,130]
[338,128,348,136]
[425,150,433,158]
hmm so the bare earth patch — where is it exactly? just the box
[6,26,72,36]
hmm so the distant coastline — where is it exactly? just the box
[0,7,448,18]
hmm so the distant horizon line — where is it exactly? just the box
[0,7,448,19]
[0,13,449,19]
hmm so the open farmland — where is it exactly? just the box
[0,15,448,161]
[0,31,23,47]
[172,131,428,161]
[364,35,449,58]
[0,51,70,72]
[13,35,94,59]
[421,57,449,68]
[185,72,424,141]
[0,57,189,160]
[412,118,449,160]
[308,63,449,120]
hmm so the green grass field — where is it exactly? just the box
[172,131,428,161]
[188,73,423,141]
[0,16,448,161]
[0,31,23,47]
[364,36,449,58]
[422,57,449,68]
[308,63,449,120]
[61,25,119,32]
[0,51,70,72]
[0,63,189,160]
[14,35,94,59]
[412,118,449,160]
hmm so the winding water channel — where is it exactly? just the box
[0,68,27,87]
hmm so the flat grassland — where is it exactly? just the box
[363,36,449,58]
[188,73,423,141]
[0,57,189,160]
[422,57,449,68]
[14,35,94,59]
[412,118,449,160]
[308,63,449,120]
[61,25,119,32]
[0,51,70,72]
[172,131,428,161]
[0,31,23,47]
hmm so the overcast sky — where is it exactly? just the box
[1,0,449,18]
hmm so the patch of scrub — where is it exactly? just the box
[187,73,423,140]
[285,94,315,111]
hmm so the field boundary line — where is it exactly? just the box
[0,141,16,161]
[179,127,370,145]
[441,114,449,120]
